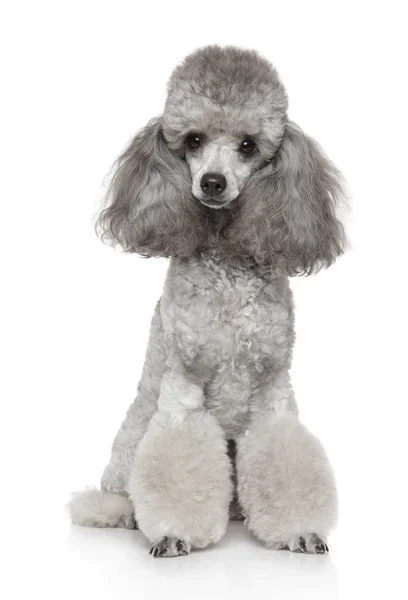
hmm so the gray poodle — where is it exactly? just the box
[69,45,346,558]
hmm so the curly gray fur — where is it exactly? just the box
[225,121,346,274]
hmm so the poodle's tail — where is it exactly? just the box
[67,488,136,529]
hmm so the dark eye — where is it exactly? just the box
[240,138,256,155]
[186,133,202,150]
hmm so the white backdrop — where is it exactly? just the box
[1,1,407,599]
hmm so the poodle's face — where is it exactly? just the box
[162,46,288,210]
[184,132,264,208]
[98,46,346,275]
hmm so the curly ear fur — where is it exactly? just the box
[97,117,207,258]
[226,121,346,274]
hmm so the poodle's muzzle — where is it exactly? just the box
[198,172,230,208]
[186,135,255,209]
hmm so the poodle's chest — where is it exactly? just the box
[161,256,294,435]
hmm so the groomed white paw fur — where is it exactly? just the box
[129,407,232,549]
[237,415,338,548]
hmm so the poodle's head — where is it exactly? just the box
[98,45,346,274]
[163,46,287,209]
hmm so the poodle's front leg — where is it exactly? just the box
[129,370,232,557]
[237,371,337,553]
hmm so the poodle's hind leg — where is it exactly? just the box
[68,301,166,529]
[129,370,233,557]
[100,301,166,497]
[237,413,337,553]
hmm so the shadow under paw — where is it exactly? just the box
[149,536,191,558]
[118,514,138,529]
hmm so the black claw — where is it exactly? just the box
[150,536,169,558]
[325,543,329,552]
[150,537,189,558]
[177,539,189,556]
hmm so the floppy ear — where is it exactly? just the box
[97,116,206,257]
[228,121,346,274]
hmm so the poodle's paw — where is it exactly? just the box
[149,536,191,558]
[275,534,329,554]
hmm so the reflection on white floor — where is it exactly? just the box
[6,484,405,600]
[62,522,338,600]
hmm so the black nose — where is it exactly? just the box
[200,172,227,197]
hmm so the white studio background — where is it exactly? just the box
[1,1,407,599]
